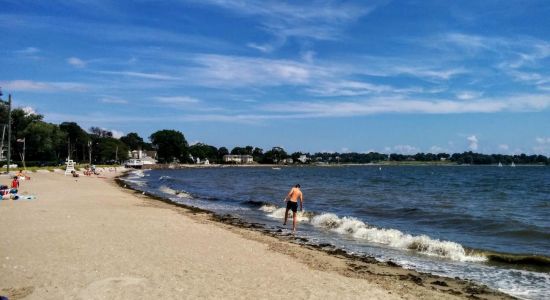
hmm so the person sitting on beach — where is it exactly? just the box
[11,176,19,189]
[71,170,79,177]
[84,167,92,176]
[283,184,303,232]
[16,169,31,180]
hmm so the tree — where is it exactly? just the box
[59,122,89,162]
[217,147,229,161]
[252,147,264,162]
[22,121,66,162]
[120,132,145,150]
[91,136,128,164]
[150,129,189,163]
[263,147,288,164]
[89,126,113,138]
[189,143,218,162]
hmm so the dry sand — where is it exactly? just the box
[0,171,512,299]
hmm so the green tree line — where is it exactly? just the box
[0,107,548,166]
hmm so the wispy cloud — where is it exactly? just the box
[533,137,550,155]
[307,80,393,97]
[155,96,200,104]
[99,97,128,104]
[188,0,378,51]
[188,54,316,87]
[456,91,483,100]
[67,57,87,68]
[15,47,40,55]
[13,46,41,60]
[261,94,550,117]
[98,71,181,81]
[467,135,479,151]
[384,145,419,155]
[0,80,88,92]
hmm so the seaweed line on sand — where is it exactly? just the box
[114,174,516,300]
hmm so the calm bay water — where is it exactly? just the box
[123,165,550,299]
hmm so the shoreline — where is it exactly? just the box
[0,170,516,299]
[116,172,516,299]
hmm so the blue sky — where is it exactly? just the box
[1,0,550,154]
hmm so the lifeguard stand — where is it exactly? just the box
[65,158,76,176]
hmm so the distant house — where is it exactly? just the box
[282,158,293,164]
[297,155,309,163]
[223,154,253,164]
[128,150,157,165]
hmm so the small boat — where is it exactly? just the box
[498,162,503,167]
[511,161,516,167]
[272,167,281,170]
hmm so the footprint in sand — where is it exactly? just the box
[77,277,147,299]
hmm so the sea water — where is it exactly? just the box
[123,166,550,299]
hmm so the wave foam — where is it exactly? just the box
[262,206,310,222]
[311,213,486,262]
[132,170,146,177]
[158,185,193,199]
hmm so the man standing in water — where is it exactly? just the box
[283,184,303,232]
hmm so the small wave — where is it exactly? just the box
[242,200,272,208]
[132,170,146,177]
[262,206,311,222]
[259,204,277,213]
[473,250,550,269]
[311,213,486,262]
[158,185,193,199]
[123,179,146,187]
[159,175,172,180]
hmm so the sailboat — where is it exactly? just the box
[511,161,516,167]
[498,162,503,167]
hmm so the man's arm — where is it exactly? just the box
[299,193,303,211]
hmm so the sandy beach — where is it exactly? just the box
[0,170,512,299]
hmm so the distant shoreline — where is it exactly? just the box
[136,161,548,170]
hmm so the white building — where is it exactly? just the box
[223,154,254,164]
[128,150,157,165]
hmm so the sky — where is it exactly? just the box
[1,0,550,155]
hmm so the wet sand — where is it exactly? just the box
[0,170,513,299]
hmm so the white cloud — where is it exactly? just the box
[16,47,40,55]
[533,137,550,154]
[430,145,445,153]
[190,54,314,87]
[467,135,478,151]
[155,96,200,104]
[0,80,88,92]
[99,97,128,104]
[192,0,376,41]
[247,42,273,53]
[392,145,419,155]
[393,66,467,80]
[307,80,392,97]
[99,71,181,81]
[301,50,316,63]
[110,129,124,139]
[456,91,483,100]
[21,106,37,115]
[261,94,550,117]
[67,57,87,68]
[498,144,509,151]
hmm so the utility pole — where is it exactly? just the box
[7,94,11,174]
[0,90,12,174]
[88,140,92,165]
